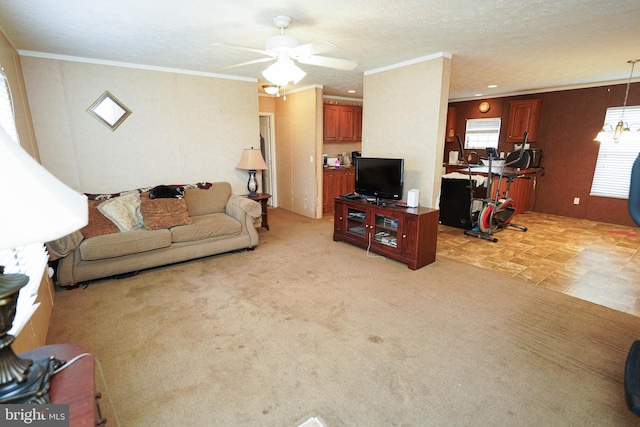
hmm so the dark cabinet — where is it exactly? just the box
[506,99,542,142]
[446,106,457,142]
[353,106,363,142]
[323,168,355,214]
[323,104,362,142]
[333,198,439,270]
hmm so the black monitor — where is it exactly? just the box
[355,157,404,203]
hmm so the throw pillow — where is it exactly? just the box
[81,200,120,238]
[97,192,143,232]
[140,196,192,230]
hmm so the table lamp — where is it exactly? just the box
[0,126,88,403]
[236,147,268,197]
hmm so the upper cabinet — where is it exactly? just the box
[445,106,456,142]
[506,99,542,143]
[353,106,363,142]
[324,104,362,142]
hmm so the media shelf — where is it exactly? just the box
[334,198,439,270]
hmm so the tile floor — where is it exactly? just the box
[437,212,640,317]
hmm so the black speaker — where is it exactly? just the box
[439,178,483,230]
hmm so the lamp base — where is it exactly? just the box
[0,354,63,404]
[247,169,259,197]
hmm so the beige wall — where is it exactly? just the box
[274,86,323,217]
[21,56,259,195]
[0,31,39,159]
[258,94,275,114]
[363,54,451,208]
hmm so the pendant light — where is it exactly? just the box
[595,59,640,143]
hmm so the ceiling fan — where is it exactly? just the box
[214,16,357,86]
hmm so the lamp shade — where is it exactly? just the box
[0,127,88,250]
[262,57,306,87]
[236,148,268,171]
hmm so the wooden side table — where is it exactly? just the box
[246,193,271,230]
[20,344,105,426]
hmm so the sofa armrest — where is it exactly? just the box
[226,195,262,220]
[46,230,84,261]
[226,195,261,246]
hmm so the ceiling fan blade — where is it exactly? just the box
[217,57,275,71]
[293,41,337,56]
[296,55,358,71]
[212,43,273,57]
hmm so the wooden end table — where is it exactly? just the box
[246,193,271,230]
[20,344,105,426]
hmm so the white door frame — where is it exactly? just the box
[259,113,277,207]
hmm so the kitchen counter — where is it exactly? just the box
[442,163,543,215]
[324,166,354,170]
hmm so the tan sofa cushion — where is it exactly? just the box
[79,229,171,260]
[140,194,192,230]
[184,182,231,216]
[81,200,120,238]
[170,213,241,243]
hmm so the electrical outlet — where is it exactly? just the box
[573,197,580,205]
[310,155,313,163]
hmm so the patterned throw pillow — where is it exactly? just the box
[140,195,192,230]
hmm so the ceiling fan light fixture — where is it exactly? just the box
[262,85,279,95]
[262,57,306,86]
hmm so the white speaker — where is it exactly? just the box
[407,189,420,207]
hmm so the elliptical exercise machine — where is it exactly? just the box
[455,132,531,242]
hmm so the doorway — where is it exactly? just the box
[259,114,276,207]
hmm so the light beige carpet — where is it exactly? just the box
[48,208,640,426]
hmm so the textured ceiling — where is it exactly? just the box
[0,0,639,101]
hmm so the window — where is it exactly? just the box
[590,105,640,199]
[0,68,18,144]
[464,118,501,149]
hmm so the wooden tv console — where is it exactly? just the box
[333,197,439,270]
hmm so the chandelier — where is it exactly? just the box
[595,59,640,143]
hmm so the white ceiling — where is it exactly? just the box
[0,0,639,101]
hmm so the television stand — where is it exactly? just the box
[367,197,390,206]
[333,197,439,270]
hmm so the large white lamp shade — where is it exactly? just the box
[0,127,88,250]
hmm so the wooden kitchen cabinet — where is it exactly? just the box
[490,169,539,214]
[323,167,355,214]
[445,106,456,142]
[353,106,363,142]
[506,99,542,142]
[323,104,362,142]
[333,198,439,270]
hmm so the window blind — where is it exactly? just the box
[590,105,640,199]
[465,118,501,149]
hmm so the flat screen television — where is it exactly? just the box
[355,157,404,203]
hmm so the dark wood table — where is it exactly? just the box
[246,193,271,230]
[21,344,104,426]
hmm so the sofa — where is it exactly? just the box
[49,182,262,288]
